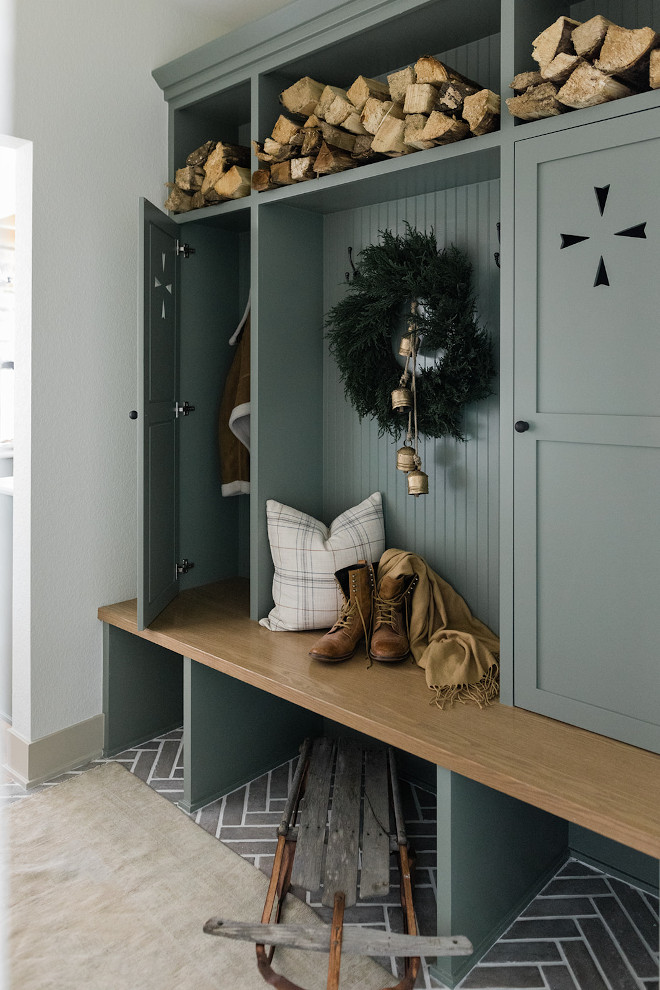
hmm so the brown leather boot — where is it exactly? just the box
[369,572,418,662]
[309,561,374,662]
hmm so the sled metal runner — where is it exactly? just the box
[204,737,472,990]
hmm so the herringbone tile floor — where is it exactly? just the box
[2,727,658,990]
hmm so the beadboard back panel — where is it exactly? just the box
[570,0,660,24]
[322,179,500,633]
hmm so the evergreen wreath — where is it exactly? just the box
[325,224,495,441]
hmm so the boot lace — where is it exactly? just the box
[333,597,371,654]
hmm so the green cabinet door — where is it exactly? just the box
[137,199,180,630]
[513,111,660,753]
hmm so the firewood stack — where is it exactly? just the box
[252,57,500,191]
[164,140,251,213]
[507,14,660,121]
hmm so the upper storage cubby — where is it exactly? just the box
[506,0,660,130]
[256,0,501,137]
[171,80,251,171]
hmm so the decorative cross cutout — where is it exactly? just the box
[154,251,173,319]
[559,185,647,287]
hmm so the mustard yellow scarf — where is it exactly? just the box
[377,548,500,709]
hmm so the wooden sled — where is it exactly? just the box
[204,737,472,990]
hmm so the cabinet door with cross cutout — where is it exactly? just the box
[513,110,660,753]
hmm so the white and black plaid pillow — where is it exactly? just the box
[259,493,385,631]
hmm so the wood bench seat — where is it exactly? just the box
[98,578,660,859]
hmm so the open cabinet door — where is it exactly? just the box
[137,199,180,630]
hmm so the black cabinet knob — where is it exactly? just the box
[514,420,529,433]
[129,410,138,420]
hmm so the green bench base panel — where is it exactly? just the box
[182,657,323,813]
[103,624,184,757]
[432,768,568,987]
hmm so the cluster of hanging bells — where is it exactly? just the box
[392,308,429,497]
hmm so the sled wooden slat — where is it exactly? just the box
[322,739,362,907]
[204,918,473,957]
[360,748,391,899]
[291,737,334,892]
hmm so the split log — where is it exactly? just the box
[290,156,317,182]
[263,138,298,161]
[403,114,435,150]
[532,16,581,70]
[595,24,660,87]
[371,114,411,154]
[271,115,305,146]
[325,94,358,127]
[541,53,584,85]
[351,133,378,160]
[202,185,223,204]
[510,70,544,92]
[434,80,475,113]
[414,55,481,92]
[252,169,275,193]
[203,142,250,187]
[420,111,470,144]
[319,122,356,152]
[361,98,404,135]
[185,141,216,166]
[505,81,565,120]
[200,173,222,201]
[341,112,368,135]
[269,161,296,185]
[213,166,251,200]
[388,65,416,104]
[572,15,614,60]
[301,127,323,155]
[252,141,275,164]
[403,83,438,115]
[280,77,325,118]
[316,85,349,120]
[175,165,204,192]
[191,191,205,209]
[650,49,660,88]
[462,89,500,136]
[313,141,357,175]
[346,75,390,111]
[164,184,193,213]
[557,62,632,108]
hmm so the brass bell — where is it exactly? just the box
[407,468,429,497]
[398,335,414,358]
[396,444,417,472]
[391,386,413,412]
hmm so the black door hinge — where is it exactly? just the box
[176,241,196,258]
[175,400,196,418]
[176,558,195,575]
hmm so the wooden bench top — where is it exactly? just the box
[99,579,660,860]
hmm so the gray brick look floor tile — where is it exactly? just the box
[594,895,658,979]
[578,916,642,990]
[482,941,562,964]
[608,877,660,951]
[460,965,546,987]
[522,897,599,918]
[540,965,579,989]
[503,919,581,940]
[560,940,610,990]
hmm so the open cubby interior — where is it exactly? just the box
[171,79,251,175]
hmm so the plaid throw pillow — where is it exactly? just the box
[259,492,385,631]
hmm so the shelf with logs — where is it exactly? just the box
[162,12,660,219]
[507,14,660,121]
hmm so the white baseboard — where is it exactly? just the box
[5,714,105,788]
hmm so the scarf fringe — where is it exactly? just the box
[428,659,500,711]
